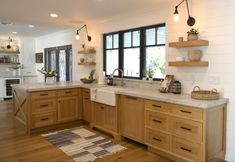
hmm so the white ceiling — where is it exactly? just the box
[0,0,172,37]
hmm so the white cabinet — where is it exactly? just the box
[0,79,5,99]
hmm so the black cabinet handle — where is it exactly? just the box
[180,110,192,114]
[126,96,137,100]
[65,91,72,94]
[100,106,105,109]
[180,126,192,131]
[40,93,48,96]
[152,119,162,123]
[40,117,49,121]
[40,104,49,108]
[180,147,192,152]
[152,105,161,108]
[152,137,162,142]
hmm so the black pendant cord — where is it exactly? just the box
[185,0,192,18]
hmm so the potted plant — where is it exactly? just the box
[148,67,154,81]
[38,67,58,84]
[187,28,199,41]
[142,69,148,80]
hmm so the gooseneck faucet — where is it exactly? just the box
[111,68,125,86]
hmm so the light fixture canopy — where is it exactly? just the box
[173,0,196,26]
[75,24,92,42]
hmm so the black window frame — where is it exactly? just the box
[103,23,165,80]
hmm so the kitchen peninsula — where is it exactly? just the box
[12,82,228,162]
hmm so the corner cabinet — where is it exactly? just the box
[82,88,92,122]
[168,40,209,67]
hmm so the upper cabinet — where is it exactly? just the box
[168,40,209,48]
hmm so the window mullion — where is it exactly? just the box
[119,32,124,78]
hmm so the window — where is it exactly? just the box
[103,23,165,80]
[45,45,72,81]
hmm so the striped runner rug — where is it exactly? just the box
[42,127,126,162]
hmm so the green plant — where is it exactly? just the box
[148,67,154,78]
[143,69,148,77]
[38,67,58,78]
[187,28,199,35]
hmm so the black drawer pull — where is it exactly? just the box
[84,98,90,100]
[40,117,49,121]
[152,119,162,123]
[40,94,49,96]
[126,96,137,100]
[180,147,192,152]
[100,106,105,109]
[180,110,192,114]
[180,126,192,131]
[152,105,161,108]
[65,91,72,94]
[152,137,162,142]
[40,104,49,108]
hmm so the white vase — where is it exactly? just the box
[45,77,55,84]
[187,34,198,41]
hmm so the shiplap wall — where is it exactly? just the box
[91,0,235,160]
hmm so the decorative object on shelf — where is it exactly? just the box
[191,86,219,100]
[75,24,92,42]
[35,52,43,63]
[80,69,95,84]
[188,50,202,61]
[37,67,58,83]
[178,37,184,42]
[173,0,196,26]
[171,80,182,94]
[6,37,13,49]
[175,56,185,61]
[80,58,85,63]
[159,75,174,93]
[78,46,96,54]
[187,28,199,40]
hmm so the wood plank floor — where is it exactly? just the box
[0,100,172,162]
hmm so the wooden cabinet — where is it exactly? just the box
[82,88,91,122]
[92,102,118,133]
[119,95,144,143]
[144,99,226,162]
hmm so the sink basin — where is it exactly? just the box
[90,86,123,106]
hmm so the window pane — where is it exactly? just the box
[113,34,119,48]
[124,32,131,47]
[106,50,119,75]
[59,50,66,81]
[157,27,166,45]
[132,31,140,46]
[146,46,165,79]
[124,48,140,77]
[146,28,156,45]
[50,51,56,71]
[106,35,112,49]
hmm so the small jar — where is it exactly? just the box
[171,80,182,94]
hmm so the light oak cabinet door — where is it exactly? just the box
[82,88,91,122]
[120,95,144,143]
[105,105,117,132]
[93,103,105,125]
[58,96,78,122]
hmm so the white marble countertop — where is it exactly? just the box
[11,81,228,109]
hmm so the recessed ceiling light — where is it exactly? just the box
[12,32,18,34]
[28,24,35,28]
[50,13,58,18]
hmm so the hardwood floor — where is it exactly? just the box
[0,100,172,162]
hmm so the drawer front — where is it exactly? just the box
[82,88,90,97]
[31,111,56,128]
[58,88,78,97]
[172,137,203,161]
[31,91,57,100]
[171,117,203,143]
[146,110,168,131]
[171,105,203,120]
[32,99,56,113]
[146,128,170,151]
[145,100,171,113]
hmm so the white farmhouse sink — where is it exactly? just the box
[90,86,123,106]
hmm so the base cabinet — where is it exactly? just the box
[82,88,91,122]
[119,95,144,143]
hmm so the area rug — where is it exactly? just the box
[42,127,126,162]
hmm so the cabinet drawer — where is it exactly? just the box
[171,117,203,143]
[31,111,56,128]
[31,91,57,100]
[145,100,171,113]
[172,137,203,161]
[146,128,170,151]
[171,105,203,120]
[58,89,78,97]
[146,110,169,132]
[82,88,90,96]
[31,99,56,113]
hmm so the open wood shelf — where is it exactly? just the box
[168,40,209,48]
[78,62,96,66]
[78,50,96,54]
[0,62,20,65]
[0,51,20,54]
[168,61,209,67]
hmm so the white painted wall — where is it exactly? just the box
[35,29,96,82]
[89,0,235,161]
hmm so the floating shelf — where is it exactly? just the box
[0,62,21,65]
[168,40,209,48]
[0,50,20,54]
[168,61,209,67]
[78,62,96,66]
[78,50,96,54]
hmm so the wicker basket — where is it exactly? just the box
[191,86,219,100]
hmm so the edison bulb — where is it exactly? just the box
[76,34,80,40]
[174,13,180,22]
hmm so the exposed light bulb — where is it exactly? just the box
[76,33,80,40]
[174,13,180,22]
